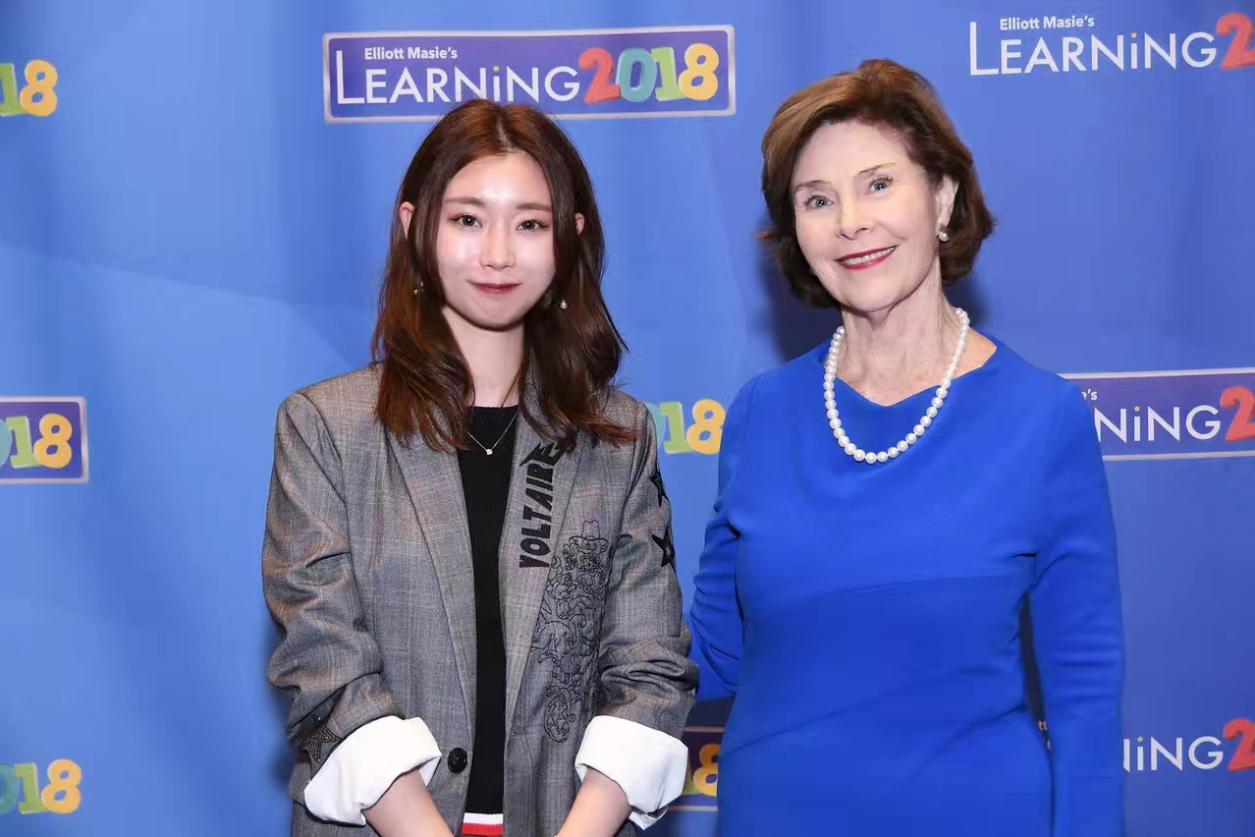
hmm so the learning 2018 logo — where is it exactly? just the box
[1064,369,1255,461]
[324,26,735,122]
[0,759,82,816]
[646,399,725,456]
[673,727,722,812]
[969,10,1255,75]
[0,398,89,483]
[0,60,58,117]
[1125,717,1255,773]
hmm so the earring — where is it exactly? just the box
[559,298,568,310]
[937,230,950,242]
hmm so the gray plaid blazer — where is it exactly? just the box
[263,366,696,836]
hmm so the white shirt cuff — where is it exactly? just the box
[574,715,689,829]
[303,715,442,825]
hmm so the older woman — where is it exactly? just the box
[688,60,1123,835]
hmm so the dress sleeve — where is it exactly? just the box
[1029,384,1125,835]
[687,377,757,702]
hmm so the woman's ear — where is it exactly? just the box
[398,202,416,238]
[934,176,958,231]
[575,212,585,235]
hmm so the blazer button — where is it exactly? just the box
[447,747,468,773]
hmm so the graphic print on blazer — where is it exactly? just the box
[649,462,676,568]
[516,441,565,569]
[532,520,612,742]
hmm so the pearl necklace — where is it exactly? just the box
[823,307,969,464]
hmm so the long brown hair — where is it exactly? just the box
[761,59,995,306]
[373,99,634,452]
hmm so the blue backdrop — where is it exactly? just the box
[3,1,1253,834]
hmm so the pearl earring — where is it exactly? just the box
[937,230,950,242]
[559,298,568,310]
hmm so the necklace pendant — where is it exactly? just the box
[485,449,493,456]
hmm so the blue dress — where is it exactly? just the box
[688,338,1124,836]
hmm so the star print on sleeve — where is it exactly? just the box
[649,462,669,508]
[302,723,341,768]
[652,525,676,568]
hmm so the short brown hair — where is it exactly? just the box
[761,59,995,306]
[373,99,633,452]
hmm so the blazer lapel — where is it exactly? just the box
[500,397,586,737]
[387,430,477,727]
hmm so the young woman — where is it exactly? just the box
[264,100,696,837]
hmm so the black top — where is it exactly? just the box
[456,405,518,816]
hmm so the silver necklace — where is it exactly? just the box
[823,307,969,464]
[466,409,519,456]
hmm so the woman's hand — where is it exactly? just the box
[555,767,631,837]
[363,770,453,837]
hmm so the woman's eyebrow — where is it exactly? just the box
[444,196,552,212]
